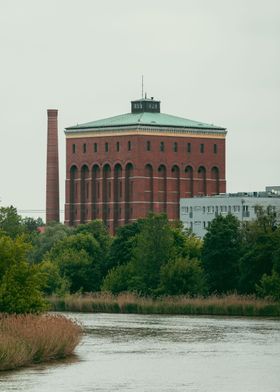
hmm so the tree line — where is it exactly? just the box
[0,205,279,313]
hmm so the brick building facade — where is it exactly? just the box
[64,98,226,233]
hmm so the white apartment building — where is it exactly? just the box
[180,190,280,238]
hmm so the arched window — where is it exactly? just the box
[171,165,180,219]
[92,164,100,219]
[158,164,167,212]
[198,166,206,195]
[102,164,111,225]
[113,164,122,231]
[211,166,219,195]
[145,164,153,213]
[125,163,133,223]
[185,166,193,197]
[81,165,89,223]
[70,165,78,225]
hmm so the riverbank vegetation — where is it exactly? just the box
[0,208,82,371]
[0,205,280,315]
[48,292,280,317]
[0,314,82,371]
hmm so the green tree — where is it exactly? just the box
[107,221,142,270]
[101,263,134,294]
[272,229,280,274]
[0,206,23,238]
[131,213,176,294]
[256,271,280,301]
[46,233,103,292]
[22,217,44,234]
[171,223,202,259]
[202,214,242,293]
[0,235,46,313]
[55,249,97,293]
[74,220,112,276]
[39,260,70,296]
[239,208,280,293]
[29,222,72,263]
[159,257,207,296]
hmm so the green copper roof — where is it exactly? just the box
[66,112,225,132]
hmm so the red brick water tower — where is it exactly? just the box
[64,97,226,233]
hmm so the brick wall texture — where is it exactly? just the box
[64,131,226,234]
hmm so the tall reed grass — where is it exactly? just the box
[0,314,82,371]
[48,292,280,317]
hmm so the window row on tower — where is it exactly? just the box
[71,141,219,154]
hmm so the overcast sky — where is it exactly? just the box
[0,0,279,221]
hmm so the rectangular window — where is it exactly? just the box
[173,142,178,152]
[160,141,165,152]
[187,142,191,153]
[128,141,131,151]
[105,142,109,152]
[200,144,204,153]
[94,143,98,153]
[83,143,87,153]
[72,144,76,153]
[214,144,218,154]
[147,141,151,151]
[116,142,120,152]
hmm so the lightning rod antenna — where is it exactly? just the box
[141,75,144,99]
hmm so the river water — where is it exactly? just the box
[0,313,280,392]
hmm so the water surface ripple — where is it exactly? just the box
[1,313,280,392]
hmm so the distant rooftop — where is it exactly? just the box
[192,190,280,199]
[65,97,226,133]
[266,186,280,195]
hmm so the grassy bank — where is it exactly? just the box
[0,314,82,371]
[48,293,280,317]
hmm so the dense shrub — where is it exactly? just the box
[101,263,132,294]
[256,271,280,301]
[159,257,207,296]
[0,235,46,313]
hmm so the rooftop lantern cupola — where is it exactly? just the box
[131,96,161,113]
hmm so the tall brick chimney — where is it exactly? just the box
[46,109,60,223]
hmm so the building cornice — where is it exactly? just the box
[65,125,227,139]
